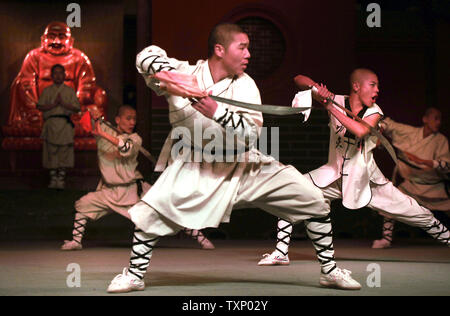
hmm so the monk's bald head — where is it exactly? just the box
[423,107,442,133]
[208,23,245,58]
[350,68,377,88]
[116,104,136,118]
[349,68,380,106]
[424,107,441,118]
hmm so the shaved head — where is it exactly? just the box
[115,105,137,134]
[422,107,442,133]
[208,23,245,58]
[116,104,136,118]
[424,107,441,118]
[349,68,380,107]
[350,68,377,88]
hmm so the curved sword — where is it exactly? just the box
[193,95,310,116]
[207,94,397,164]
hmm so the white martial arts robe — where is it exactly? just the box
[308,95,388,209]
[307,95,437,228]
[381,117,450,211]
[129,45,329,236]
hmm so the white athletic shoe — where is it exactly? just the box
[200,238,215,250]
[107,268,145,293]
[320,267,361,290]
[372,238,392,249]
[61,240,82,251]
[257,251,290,266]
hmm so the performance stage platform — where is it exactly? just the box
[0,238,448,297]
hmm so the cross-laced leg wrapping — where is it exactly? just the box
[422,219,450,246]
[128,229,159,280]
[275,219,293,256]
[381,218,395,243]
[183,228,209,246]
[305,215,336,274]
[72,213,88,245]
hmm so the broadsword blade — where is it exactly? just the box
[209,95,309,116]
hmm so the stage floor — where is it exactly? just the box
[0,238,449,296]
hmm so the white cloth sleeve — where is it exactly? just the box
[136,45,191,96]
[291,90,312,123]
[381,117,415,139]
[117,133,142,158]
[365,103,384,118]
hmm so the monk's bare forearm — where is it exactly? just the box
[325,103,373,138]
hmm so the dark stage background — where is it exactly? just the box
[0,0,448,242]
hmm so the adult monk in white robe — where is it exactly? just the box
[258,69,449,266]
[106,23,361,293]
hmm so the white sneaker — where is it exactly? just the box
[372,238,391,249]
[200,238,215,250]
[107,268,145,293]
[257,251,290,266]
[61,240,82,251]
[320,267,361,290]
